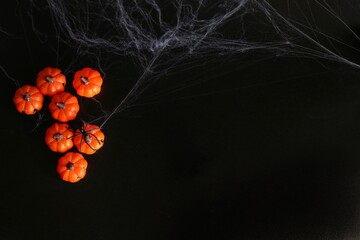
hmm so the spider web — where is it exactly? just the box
[2,0,360,128]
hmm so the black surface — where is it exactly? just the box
[2,1,360,240]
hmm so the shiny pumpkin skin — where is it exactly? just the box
[36,67,66,96]
[13,85,44,115]
[57,152,87,183]
[73,123,105,155]
[45,123,74,153]
[72,67,103,98]
[49,92,79,122]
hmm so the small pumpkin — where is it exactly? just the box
[45,123,74,153]
[57,152,88,183]
[13,85,44,115]
[73,123,105,155]
[49,92,79,122]
[72,67,103,98]
[36,67,66,96]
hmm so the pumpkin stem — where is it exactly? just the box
[23,92,31,101]
[66,162,75,171]
[53,133,63,141]
[56,102,66,110]
[85,135,92,143]
[45,76,54,83]
[80,76,89,85]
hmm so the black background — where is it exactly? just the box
[2,1,360,240]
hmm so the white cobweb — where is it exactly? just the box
[4,0,360,128]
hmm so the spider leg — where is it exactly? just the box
[68,131,82,139]
[79,133,96,152]
[64,126,74,138]
[82,122,102,134]
[88,132,103,145]
[79,135,83,152]
[66,126,75,132]
[87,127,101,132]
[83,137,97,152]
[83,121,89,130]
[73,132,82,137]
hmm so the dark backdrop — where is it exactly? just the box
[1,1,360,240]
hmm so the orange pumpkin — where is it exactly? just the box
[72,67,103,98]
[57,152,87,183]
[36,67,66,96]
[45,123,74,153]
[73,123,105,155]
[49,92,79,122]
[13,85,44,115]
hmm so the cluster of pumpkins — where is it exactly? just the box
[13,67,105,183]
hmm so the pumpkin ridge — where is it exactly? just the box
[57,166,67,174]
[64,93,76,102]
[49,141,57,151]
[72,154,82,163]
[24,85,32,93]
[62,170,70,181]
[26,101,35,113]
